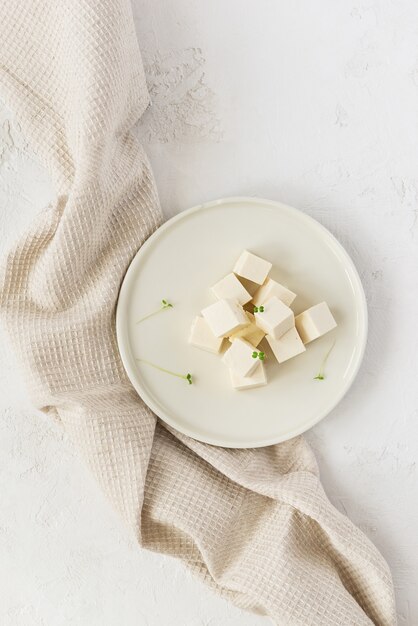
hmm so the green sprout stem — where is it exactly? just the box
[137,359,192,384]
[314,340,336,381]
[136,299,173,324]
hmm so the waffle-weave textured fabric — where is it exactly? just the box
[0,1,396,624]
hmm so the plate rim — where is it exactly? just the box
[116,196,368,448]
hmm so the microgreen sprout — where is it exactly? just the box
[252,351,265,361]
[136,299,173,324]
[253,305,264,313]
[137,359,193,384]
[313,340,336,381]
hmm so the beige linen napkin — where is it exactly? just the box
[0,1,396,624]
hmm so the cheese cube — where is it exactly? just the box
[254,296,294,339]
[233,250,272,285]
[211,273,252,305]
[230,362,267,390]
[252,278,296,308]
[222,338,261,377]
[189,316,224,354]
[295,302,337,344]
[201,298,249,338]
[266,327,305,363]
[229,312,265,347]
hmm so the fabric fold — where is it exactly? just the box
[0,1,396,624]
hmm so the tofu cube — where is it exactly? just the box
[201,298,249,338]
[295,302,337,344]
[252,278,296,308]
[254,296,294,339]
[233,250,272,285]
[266,327,306,363]
[189,316,224,354]
[237,276,260,297]
[230,362,267,390]
[222,338,261,377]
[229,312,265,347]
[211,272,252,305]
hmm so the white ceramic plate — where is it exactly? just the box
[116,197,367,448]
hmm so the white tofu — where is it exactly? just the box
[189,316,224,354]
[233,250,272,285]
[252,278,296,308]
[266,327,306,363]
[201,298,249,338]
[295,302,337,344]
[230,362,267,390]
[254,296,294,339]
[238,276,259,297]
[222,338,262,377]
[211,272,252,305]
[229,312,265,347]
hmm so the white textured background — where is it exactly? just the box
[1,1,417,624]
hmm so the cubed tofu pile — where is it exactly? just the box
[189,250,337,390]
